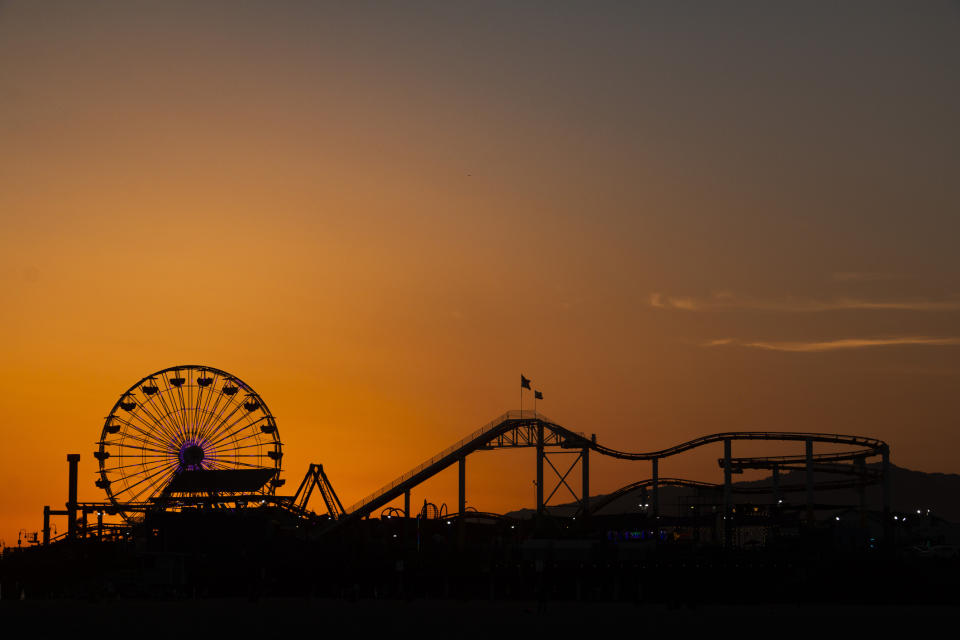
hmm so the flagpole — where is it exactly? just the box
[520,375,532,419]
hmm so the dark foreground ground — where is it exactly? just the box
[5,510,957,633]
[1,597,956,635]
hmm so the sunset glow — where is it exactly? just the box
[2,2,958,546]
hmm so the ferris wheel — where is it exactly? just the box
[95,365,283,522]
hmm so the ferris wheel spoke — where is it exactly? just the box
[101,453,174,459]
[124,389,175,438]
[126,465,179,503]
[117,464,170,482]
[184,371,195,440]
[218,437,272,452]
[194,391,228,443]
[190,407,225,440]
[166,381,185,440]
[200,401,248,445]
[122,419,175,452]
[191,372,209,441]
[194,376,217,436]
[137,392,187,446]
[105,457,174,479]
[213,413,271,439]
[206,421,254,452]
[112,460,179,498]
[105,457,174,473]
[216,458,275,470]
[107,442,178,456]
[101,458,175,472]
[217,416,266,442]
[205,405,263,448]
[110,414,177,451]
[210,431,270,453]
[142,464,179,497]
[161,371,189,437]
[108,434,168,452]
[113,404,179,445]
[156,376,186,442]
[153,383,187,442]
[213,454,273,459]
[203,376,239,439]
[213,434,265,453]
[211,449,267,463]
[192,371,208,440]
[210,385,249,431]
[146,382,179,437]
[138,392,188,445]
[204,372,228,424]
[118,454,177,472]
[203,390,247,436]
[188,373,201,440]
[194,385,236,442]
[206,418,258,448]
[173,378,190,439]
[103,428,177,453]
[121,461,177,496]
[193,372,229,436]
[191,372,223,437]
[205,459,260,472]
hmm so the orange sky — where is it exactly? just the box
[2,2,959,546]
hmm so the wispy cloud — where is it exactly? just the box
[649,292,699,310]
[704,336,960,352]
[704,338,735,347]
[648,292,960,313]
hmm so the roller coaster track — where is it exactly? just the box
[580,476,880,517]
[339,411,888,522]
[590,433,885,461]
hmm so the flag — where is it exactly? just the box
[520,375,531,389]
[534,390,543,400]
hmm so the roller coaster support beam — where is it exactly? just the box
[290,464,346,519]
[723,440,731,547]
[882,445,891,542]
[855,455,867,529]
[458,456,466,546]
[805,439,814,524]
[536,421,544,515]
[771,464,781,538]
[651,458,659,521]
[43,506,50,545]
[581,445,590,518]
[404,490,410,518]
[67,454,80,539]
[772,465,781,505]
[458,456,466,515]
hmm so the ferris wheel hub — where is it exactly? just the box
[180,444,205,468]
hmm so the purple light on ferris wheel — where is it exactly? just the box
[178,437,215,472]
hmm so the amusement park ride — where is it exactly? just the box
[36,365,892,547]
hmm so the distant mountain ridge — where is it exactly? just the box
[506,465,960,523]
